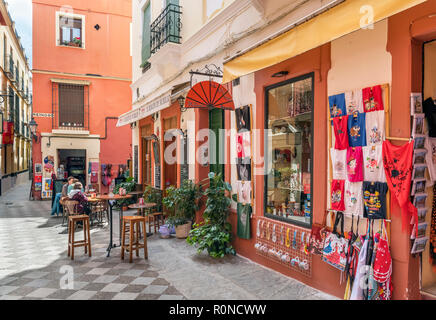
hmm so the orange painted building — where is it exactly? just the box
[32,0,132,199]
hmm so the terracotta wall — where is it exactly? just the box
[32,0,131,78]
[386,0,436,299]
[32,0,132,197]
[229,44,348,298]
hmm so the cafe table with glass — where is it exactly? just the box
[96,193,133,257]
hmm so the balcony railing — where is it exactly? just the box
[150,3,182,55]
[15,66,19,84]
[4,55,14,79]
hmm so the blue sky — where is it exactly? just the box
[6,0,32,68]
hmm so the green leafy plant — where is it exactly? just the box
[162,180,202,227]
[186,172,236,258]
[113,177,136,208]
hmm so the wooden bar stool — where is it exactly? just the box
[68,215,92,260]
[149,212,165,233]
[121,216,148,263]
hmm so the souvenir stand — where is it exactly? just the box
[235,105,254,241]
[410,93,436,269]
[326,84,396,300]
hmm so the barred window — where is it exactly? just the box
[58,84,84,128]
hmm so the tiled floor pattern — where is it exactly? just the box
[0,182,183,300]
[0,181,337,300]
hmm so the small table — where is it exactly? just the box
[128,203,157,237]
[128,191,144,203]
[97,194,133,257]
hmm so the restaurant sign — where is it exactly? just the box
[117,92,171,127]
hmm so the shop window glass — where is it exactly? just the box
[265,73,313,227]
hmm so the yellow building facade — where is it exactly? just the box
[0,0,32,195]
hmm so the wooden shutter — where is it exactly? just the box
[142,4,151,64]
[58,84,85,127]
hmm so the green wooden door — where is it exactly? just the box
[209,108,224,179]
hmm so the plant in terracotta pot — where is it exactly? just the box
[163,180,202,238]
[186,172,236,258]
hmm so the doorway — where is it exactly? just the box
[209,108,224,179]
[58,149,86,186]
[421,40,436,297]
[163,116,178,189]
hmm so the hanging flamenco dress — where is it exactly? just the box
[432,185,436,268]
[372,221,393,300]
[382,140,417,234]
[350,233,369,300]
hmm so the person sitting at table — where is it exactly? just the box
[68,182,90,215]
[51,176,75,217]
[67,178,84,195]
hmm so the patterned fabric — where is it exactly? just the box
[431,185,436,266]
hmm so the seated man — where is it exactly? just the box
[51,176,75,217]
[68,182,90,215]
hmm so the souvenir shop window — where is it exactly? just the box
[264,73,314,227]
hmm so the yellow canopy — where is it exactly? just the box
[223,0,426,83]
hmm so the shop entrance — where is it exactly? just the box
[163,116,178,189]
[58,149,86,186]
[421,40,436,297]
[141,124,153,187]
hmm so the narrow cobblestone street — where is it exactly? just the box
[0,182,336,300]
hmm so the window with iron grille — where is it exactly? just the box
[15,94,19,133]
[8,86,14,122]
[52,83,89,130]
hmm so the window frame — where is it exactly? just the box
[263,72,315,229]
[58,83,85,128]
[56,11,86,49]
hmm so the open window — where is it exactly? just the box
[57,12,85,48]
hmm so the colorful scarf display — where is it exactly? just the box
[432,186,436,267]
[382,141,417,233]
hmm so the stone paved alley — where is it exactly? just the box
[0,182,336,300]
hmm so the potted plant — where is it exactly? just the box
[113,177,136,210]
[186,172,236,258]
[71,37,82,47]
[163,180,202,239]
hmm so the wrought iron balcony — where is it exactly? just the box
[4,55,15,79]
[150,3,182,55]
[15,66,19,84]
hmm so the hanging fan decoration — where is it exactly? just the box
[185,80,235,111]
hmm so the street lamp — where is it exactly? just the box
[29,118,38,142]
[177,95,187,112]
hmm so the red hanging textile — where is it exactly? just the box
[2,121,14,145]
[382,140,417,234]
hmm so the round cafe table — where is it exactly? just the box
[128,203,157,237]
[128,191,144,204]
[96,194,133,257]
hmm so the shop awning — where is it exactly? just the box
[222,0,426,83]
[116,91,172,127]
